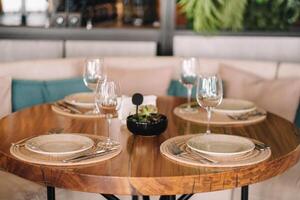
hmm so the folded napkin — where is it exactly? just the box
[118,95,157,123]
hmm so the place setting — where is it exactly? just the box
[52,58,107,119]
[174,61,267,126]
[10,132,122,166]
[162,73,271,168]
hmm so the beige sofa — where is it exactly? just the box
[0,57,299,200]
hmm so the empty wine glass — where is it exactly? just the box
[95,80,121,146]
[179,57,198,113]
[196,74,223,134]
[83,58,107,113]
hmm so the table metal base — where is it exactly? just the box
[46,187,247,200]
[241,185,249,200]
[47,186,55,200]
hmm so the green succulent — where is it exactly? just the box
[132,105,160,123]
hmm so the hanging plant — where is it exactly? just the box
[244,0,300,30]
[178,0,248,32]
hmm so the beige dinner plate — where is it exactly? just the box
[64,92,94,108]
[212,98,256,114]
[25,134,94,156]
[187,134,255,157]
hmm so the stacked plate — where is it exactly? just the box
[212,98,256,115]
[64,92,95,109]
[187,134,255,158]
[24,134,95,157]
[52,92,100,118]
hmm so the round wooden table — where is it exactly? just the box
[0,96,299,200]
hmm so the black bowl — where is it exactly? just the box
[126,114,168,136]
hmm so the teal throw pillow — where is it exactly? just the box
[12,79,45,112]
[44,77,90,102]
[12,77,91,112]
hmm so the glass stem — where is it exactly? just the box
[206,107,212,134]
[107,117,112,143]
[187,86,192,109]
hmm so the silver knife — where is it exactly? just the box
[62,148,118,163]
[56,102,82,114]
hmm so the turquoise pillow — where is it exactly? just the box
[295,105,300,128]
[167,80,196,98]
[12,79,45,112]
[43,77,90,102]
[12,77,91,112]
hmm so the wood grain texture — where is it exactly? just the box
[0,96,299,195]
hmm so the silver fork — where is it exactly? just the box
[171,144,218,163]
[62,144,120,163]
[227,110,266,121]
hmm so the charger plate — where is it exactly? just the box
[10,134,122,166]
[174,102,266,126]
[160,134,271,168]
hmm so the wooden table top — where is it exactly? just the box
[0,96,299,195]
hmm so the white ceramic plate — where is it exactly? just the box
[25,134,94,156]
[64,92,94,108]
[212,98,256,114]
[187,134,255,157]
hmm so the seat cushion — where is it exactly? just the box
[0,76,12,118]
[232,160,300,200]
[0,170,45,200]
[219,65,300,122]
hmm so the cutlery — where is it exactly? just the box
[55,102,82,114]
[12,135,37,147]
[62,147,119,163]
[227,110,266,121]
[254,141,270,151]
[171,144,218,164]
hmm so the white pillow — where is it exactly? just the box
[0,76,12,118]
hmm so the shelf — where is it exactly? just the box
[0,26,160,41]
[175,29,300,37]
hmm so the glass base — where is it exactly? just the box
[97,139,120,148]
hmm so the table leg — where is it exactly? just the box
[169,195,176,200]
[142,196,150,200]
[241,185,249,200]
[47,186,55,200]
[101,194,120,200]
[178,194,193,200]
[132,195,138,200]
[159,195,176,200]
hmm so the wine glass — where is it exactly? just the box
[83,58,107,113]
[179,57,198,113]
[95,80,121,146]
[196,74,223,134]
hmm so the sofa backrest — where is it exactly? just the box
[65,40,157,57]
[0,57,279,80]
[278,62,300,79]
[174,35,300,62]
[0,40,64,62]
